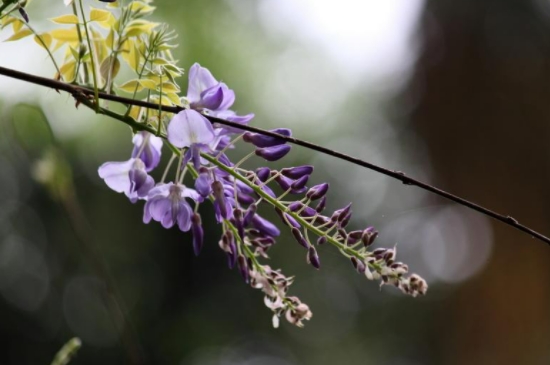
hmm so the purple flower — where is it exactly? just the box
[187,63,235,112]
[143,183,202,231]
[186,63,254,135]
[131,131,163,172]
[167,109,216,168]
[98,158,154,203]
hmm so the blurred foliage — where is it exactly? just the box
[1,0,550,365]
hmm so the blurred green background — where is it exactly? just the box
[1,0,550,364]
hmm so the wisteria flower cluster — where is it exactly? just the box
[98,63,427,328]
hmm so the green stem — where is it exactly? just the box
[78,0,99,111]
[71,1,88,84]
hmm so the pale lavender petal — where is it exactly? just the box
[98,159,134,193]
[181,186,202,202]
[187,63,218,104]
[167,110,215,148]
[147,183,171,198]
[143,200,153,223]
[148,197,171,222]
[161,208,175,228]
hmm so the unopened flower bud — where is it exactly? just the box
[291,175,309,191]
[255,145,291,161]
[243,128,291,148]
[307,246,321,269]
[237,255,250,284]
[281,165,313,179]
[255,167,271,182]
[191,213,203,256]
[306,183,329,201]
[243,203,257,226]
[361,227,378,247]
[315,196,326,213]
[252,214,280,237]
[291,227,309,249]
[351,257,366,273]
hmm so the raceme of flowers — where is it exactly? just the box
[98,63,428,328]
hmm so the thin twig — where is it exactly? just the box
[0,65,548,246]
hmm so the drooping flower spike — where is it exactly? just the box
[98,63,427,328]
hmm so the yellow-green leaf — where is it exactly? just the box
[4,28,32,42]
[60,61,76,82]
[160,82,179,93]
[95,13,116,29]
[99,56,120,84]
[139,79,157,91]
[50,14,79,25]
[33,33,53,50]
[106,29,115,50]
[89,8,111,22]
[163,92,181,106]
[12,19,24,32]
[118,79,143,93]
[152,57,170,65]
[129,1,156,14]
[124,22,158,38]
[1,16,17,29]
[50,28,79,42]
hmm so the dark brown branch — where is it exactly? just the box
[0,65,548,246]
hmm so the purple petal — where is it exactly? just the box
[199,83,235,111]
[199,85,225,111]
[167,109,215,148]
[149,197,172,222]
[176,201,193,232]
[195,172,212,197]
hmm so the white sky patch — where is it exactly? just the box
[258,0,425,83]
